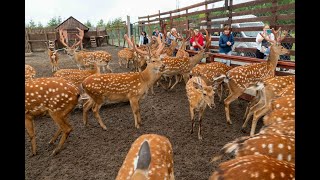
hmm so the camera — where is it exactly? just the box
[266,29,272,34]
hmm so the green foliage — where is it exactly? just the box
[37,22,43,28]
[106,17,124,29]
[96,19,105,27]
[47,16,62,27]
[28,19,36,28]
[84,20,93,27]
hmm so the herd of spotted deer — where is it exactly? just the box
[25,27,295,179]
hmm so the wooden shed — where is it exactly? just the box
[55,16,89,48]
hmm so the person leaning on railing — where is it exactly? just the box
[218,25,234,66]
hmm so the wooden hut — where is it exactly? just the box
[55,16,89,49]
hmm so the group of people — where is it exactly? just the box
[137,24,292,67]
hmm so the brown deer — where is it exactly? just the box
[81,34,165,130]
[242,75,295,136]
[271,95,295,111]
[186,76,215,140]
[209,154,295,180]
[59,28,112,72]
[118,48,135,68]
[259,119,295,137]
[175,29,191,58]
[47,48,59,72]
[263,108,295,126]
[116,134,174,180]
[191,62,233,101]
[214,27,289,125]
[53,62,102,108]
[211,133,295,163]
[25,64,36,82]
[25,77,80,156]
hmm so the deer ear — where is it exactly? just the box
[193,82,203,90]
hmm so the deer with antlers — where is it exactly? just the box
[186,76,215,140]
[59,28,112,72]
[25,77,80,156]
[116,134,175,180]
[211,133,295,163]
[241,75,295,136]
[25,64,36,82]
[81,34,165,130]
[209,154,295,180]
[214,27,289,126]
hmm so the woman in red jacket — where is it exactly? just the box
[190,29,204,51]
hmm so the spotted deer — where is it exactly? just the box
[81,34,165,130]
[175,30,191,58]
[209,154,295,180]
[116,134,174,180]
[59,28,112,72]
[211,133,295,163]
[271,95,295,111]
[118,48,136,68]
[25,77,80,156]
[214,27,289,126]
[191,62,233,101]
[186,76,215,140]
[259,119,295,137]
[25,64,36,82]
[263,108,295,126]
[47,48,59,72]
[242,75,295,136]
[53,62,102,107]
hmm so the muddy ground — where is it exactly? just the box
[25,45,263,180]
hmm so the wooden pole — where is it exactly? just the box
[118,26,120,47]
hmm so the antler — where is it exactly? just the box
[125,34,148,55]
[59,29,69,48]
[155,33,165,56]
[203,29,211,51]
[162,23,167,40]
[71,28,83,48]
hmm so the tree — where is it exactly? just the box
[96,19,105,27]
[37,22,43,28]
[84,20,92,27]
[28,19,36,28]
[47,16,62,27]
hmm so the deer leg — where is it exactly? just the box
[129,98,141,128]
[198,108,205,140]
[118,58,123,67]
[224,89,243,125]
[169,75,180,90]
[50,113,72,156]
[189,107,195,134]
[83,98,94,126]
[49,128,62,144]
[241,97,265,133]
[92,102,107,130]
[182,73,190,84]
[25,115,36,156]
[216,83,223,102]
[126,59,130,68]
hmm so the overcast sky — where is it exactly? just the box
[25,0,213,26]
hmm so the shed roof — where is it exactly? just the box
[55,16,89,31]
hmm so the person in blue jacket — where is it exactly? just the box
[218,25,234,66]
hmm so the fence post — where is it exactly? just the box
[186,9,189,32]
[118,26,121,47]
[127,15,131,38]
[271,0,278,29]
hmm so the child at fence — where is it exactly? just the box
[218,25,234,66]
[138,31,149,46]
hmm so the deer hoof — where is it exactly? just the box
[227,121,233,125]
[102,126,107,130]
[198,136,203,140]
[52,149,60,156]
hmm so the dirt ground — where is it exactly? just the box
[25,45,263,180]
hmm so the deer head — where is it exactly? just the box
[59,28,83,56]
[192,77,215,109]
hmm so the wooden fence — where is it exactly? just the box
[137,0,295,61]
[25,27,108,52]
